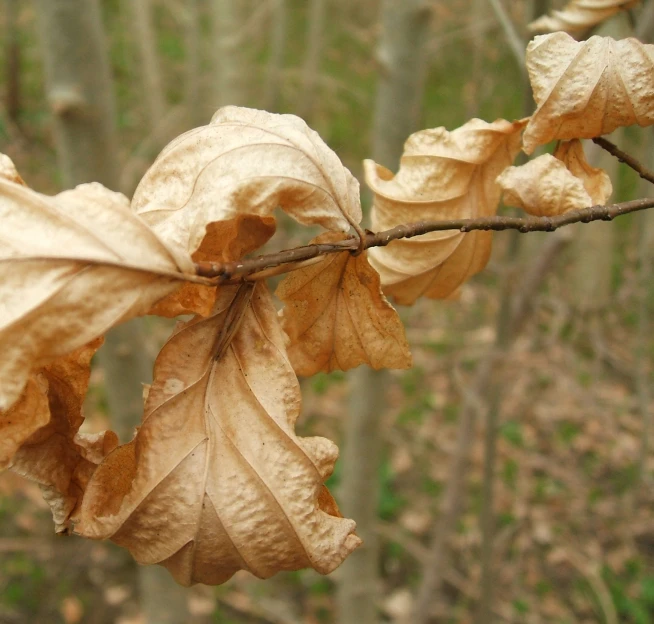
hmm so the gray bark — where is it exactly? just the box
[125,0,167,129]
[298,0,327,121]
[371,0,431,171]
[211,0,249,107]
[4,0,21,123]
[336,3,431,624]
[35,2,191,620]
[35,0,120,189]
[263,0,288,111]
[184,0,203,126]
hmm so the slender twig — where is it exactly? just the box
[592,136,654,185]
[195,197,654,282]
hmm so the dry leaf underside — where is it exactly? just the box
[277,232,412,376]
[76,282,361,586]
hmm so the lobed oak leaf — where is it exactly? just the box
[76,282,360,586]
[7,338,119,534]
[497,140,612,215]
[276,232,412,376]
[365,118,526,305]
[132,106,362,260]
[0,166,197,410]
[523,33,654,154]
[529,0,640,34]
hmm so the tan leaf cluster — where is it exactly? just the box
[0,168,195,411]
[529,0,640,34]
[277,232,412,376]
[365,118,526,305]
[523,33,654,154]
[497,140,612,215]
[132,106,362,260]
[76,283,360,585]
[6,339,118,533]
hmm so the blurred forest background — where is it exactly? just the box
[2,0,654,623]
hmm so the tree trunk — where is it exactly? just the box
[4,0,21,124]
[371,0,431,170]
[211,0,249,108]
[263,0,288,111]
[298,0,327,121]
[124,0,167,129]
[184,0,203,126]
[34,2,191,621]
[336,3,431,624]
[35,0,120,189]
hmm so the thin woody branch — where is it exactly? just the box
[592,136,654,185]
[195,197,654,282]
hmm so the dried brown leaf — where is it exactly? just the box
[523,33,654,154]
[0,166,196,410]
[497,140,612,215]
[554,140,612,205]
[132,106,362,259]
[147,215,276,318]
[0,154,26,186]
[276,232,412,376]
[76,282,360,586]
[365,118,526,305]
[8,338,119,533]
[0,376,50,470]
[529,0,640,33]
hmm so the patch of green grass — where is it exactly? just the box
[500,420,524,447]
[557,421,581,444]
[502,458,519,489]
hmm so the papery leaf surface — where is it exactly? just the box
[553,140,612,205]
[529,0,640,33]
[132,106,362,259]
[7,338,119,533]
[523,33,654,154]
[497,140,612,215]
[365,118,526,305]
[0,165,195,410]
[149,214,277,318]
[76,282,360,586]
[276,232,412,376]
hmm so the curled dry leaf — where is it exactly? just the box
[132,106,362,260]
[365,118,526,305]
[523,33,654,154]
[0,165,196,411]
[497,140,612,215]
[149,214,277,318]
[76,282,360,586]
[554,140,612,205]
[0,154,26,186]
[7,338,119,534]
[276,232,412,376]
[529,0,640,34]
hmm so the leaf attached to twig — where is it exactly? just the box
[365,118,526,305]
[497,140,612,215]
[529,0,641,34]
[132,106,362,260]
[0,165,196,411]
[276,232,412,376]
[7,338,119,534]
[523,33,654,154]
[76,282,360,586]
